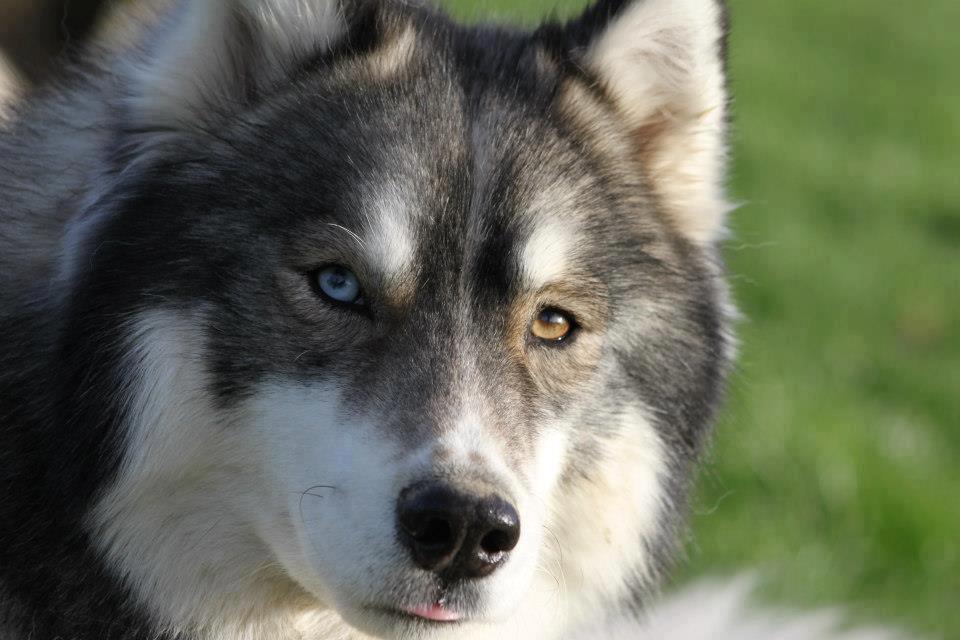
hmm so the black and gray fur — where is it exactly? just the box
[0,0,737,638]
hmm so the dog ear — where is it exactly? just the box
[128,0,346,130]
[563,0,730,245]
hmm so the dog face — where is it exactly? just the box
[73,0,732,637]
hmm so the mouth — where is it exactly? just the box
[371,602,465,626]
[402,603,463,622]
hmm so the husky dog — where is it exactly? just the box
[1,1,881,639]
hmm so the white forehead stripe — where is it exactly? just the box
[364,193,415,280]
[521,221,575,288]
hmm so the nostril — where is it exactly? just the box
[476,495,520,555]
[397,483,469,572]
[480,529,513,555]
[415,517,453,548]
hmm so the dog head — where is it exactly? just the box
[70,0,733,637]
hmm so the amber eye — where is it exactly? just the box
[530,308,574,342]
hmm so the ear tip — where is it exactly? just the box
[561,0,729,53]
[562,0,732,246]
[125,0,348,132]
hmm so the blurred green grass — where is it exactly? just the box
[441,0,960,637]
[686,2,959,637]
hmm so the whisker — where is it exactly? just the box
[324,223,365,248]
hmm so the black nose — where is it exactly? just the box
[397,482,521,580]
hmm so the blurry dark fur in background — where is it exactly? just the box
[0,0,114,83]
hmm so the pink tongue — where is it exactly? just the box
[406,603,461,622]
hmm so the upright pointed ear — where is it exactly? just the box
[128,0,346,129]
[566,0,730,245]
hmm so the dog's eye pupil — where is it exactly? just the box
[531,309,573,342]
[316,266,362,304]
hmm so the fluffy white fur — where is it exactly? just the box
[584,0,731,245]
[581,577,914,640]
[89,311,306,638]
[544,406,670,633]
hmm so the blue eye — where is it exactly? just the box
[315,265,363,305]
